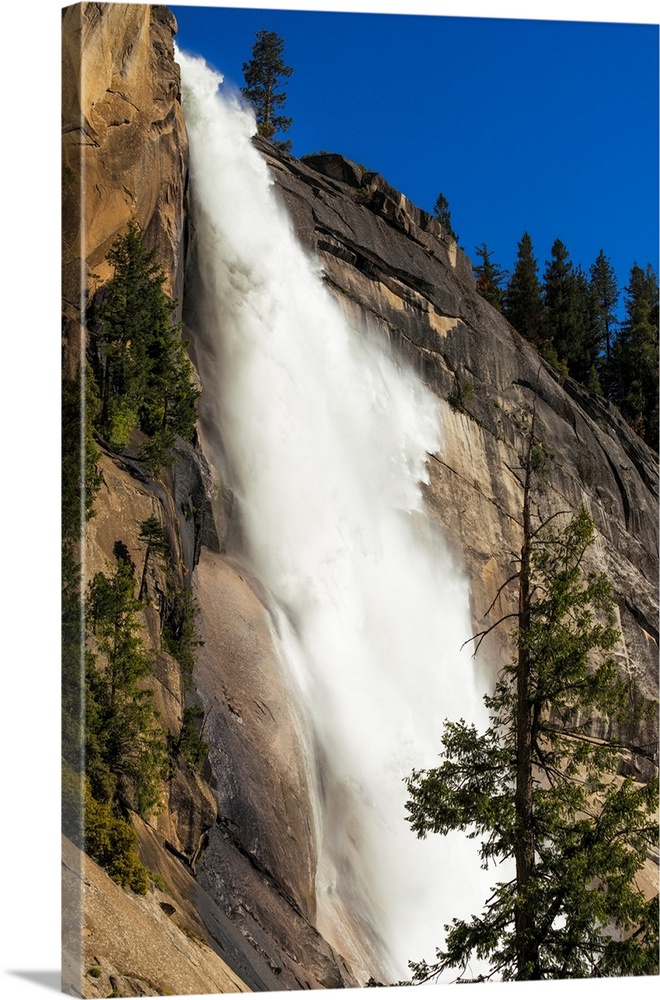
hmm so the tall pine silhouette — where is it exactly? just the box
[505,232,542,345]
[242,30,293,151]
[611,264,659,449]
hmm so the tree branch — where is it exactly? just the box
[483,572,520,618]
[461,614,519,656]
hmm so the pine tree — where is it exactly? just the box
[86,560,168,816]
[542,238,576,371]
[89,222,199,467]
[405,412,658,982]
[589,250,619,393]
[611,263,659,449]
[473,243,507,312]
[62,366,102,540]
[433,192,458,242]
[91,222,162,444]
[242,29,293,151]
[570,265,601,389]
[504,232,542,345]
[541,240,599,381]
[138,515,170,602]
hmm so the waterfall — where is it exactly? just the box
[178,50,491,984]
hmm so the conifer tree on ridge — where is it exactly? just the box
[473,243,507,312]
[242,29,294,152]
[504,231,542,346]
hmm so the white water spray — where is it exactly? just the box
[179,50,491,983]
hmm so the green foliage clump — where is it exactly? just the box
[86,559,168,817]
[499,230,657,448]
[433,192,458,242]
[62,366,102,540]
[176,705,209,771]
[590,249,619,391]
[63,761,150,894]
[541,239,600,384]
[62,547,87,778]
[62,759,85,845]
[610,263,659,450]
[84,784,150,894]
[242,30,293,151]
[162,586,201,684]
[473,243,507,312]
[88,221,199,472]
[138,515,170,602]
[67,554,169,893]
[504,232,543,344]
[405,422,658,982]
[448,376,474,413]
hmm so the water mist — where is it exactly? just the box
[178,50,492,983]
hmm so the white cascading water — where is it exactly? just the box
[178,50,492,983]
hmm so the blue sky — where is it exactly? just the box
[170,2,658,314]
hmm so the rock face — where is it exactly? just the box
[192,549,357,989]
[61,5,355,994]
[61,6,233,994]
[62,2,188,377]
[62,835,249,998]
[256,140,659,769]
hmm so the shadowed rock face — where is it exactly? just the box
[255,140,658,769]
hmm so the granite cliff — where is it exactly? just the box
[258,142,658,761]
[62,4,658,996]
[62,4,355,993]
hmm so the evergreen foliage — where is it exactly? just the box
[433,192,458,242]
[504,232,543,345]
[589,250,619,390]
[63,227,206,895]
[447,374,475,413]
[63,760,149,894]
[138,515,170,602]
[82,779,150,894]
[473,243,507,312]
[242,30,293,151]
[176,705,209,771]
[61,361,99,840]
[610,264,659,450]
[571,265,602,388]
[162,586,201,684]
[405,415,658,982]
[62,548,91,772]
[538,242,600,384]
[86,559,168,816]
[500,232,655,444]
[88,221,199,470]
[541,239,579,373]
[62,366,102,540]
